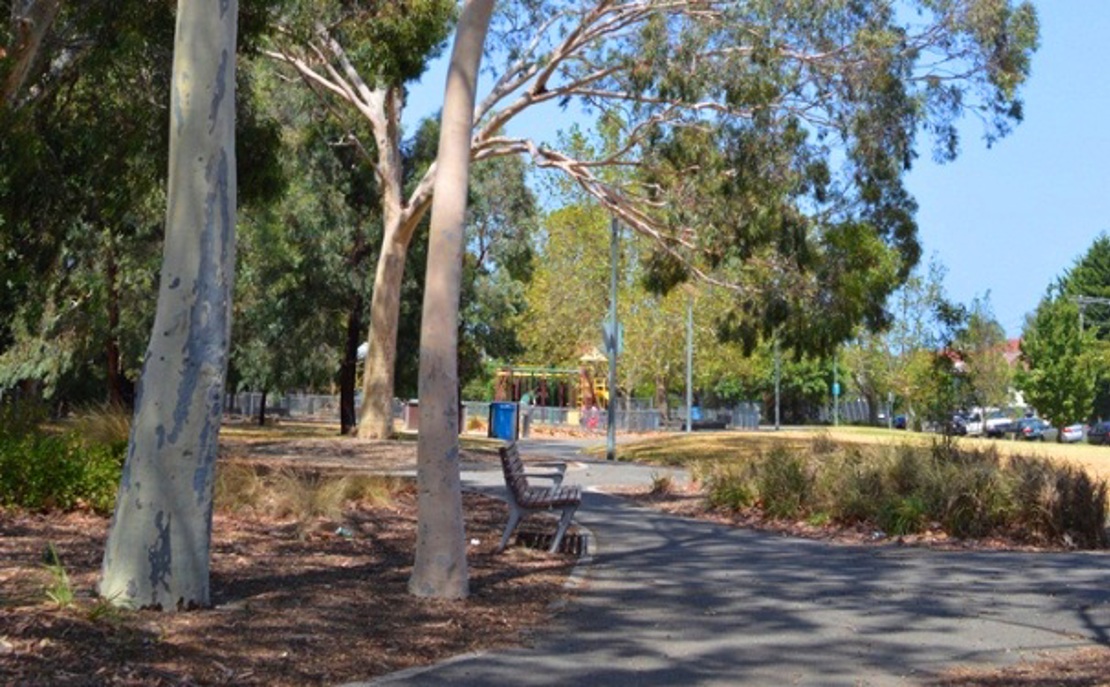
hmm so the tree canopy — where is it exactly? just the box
[1019,293,1099,430]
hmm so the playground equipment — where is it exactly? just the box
[494,350,611,411]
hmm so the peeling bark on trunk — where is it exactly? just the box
[99,0,238,611]
[2,0,62,107]
[408,0,494,600]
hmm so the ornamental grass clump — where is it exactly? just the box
[698,436,1109,549]
[704,462,757,511]
[756,447,813,519]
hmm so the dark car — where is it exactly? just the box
[1014,417,1050,441]
[944,414,968,436]
[1088,421,1110,445]
[893,414,907,430]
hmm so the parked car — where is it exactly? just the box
[1059,423,1086,443]
[984,410,1016,438]
[1088,421,1110,445]
[962,411,982,436]
[893,414,907,430]
[945,414,968,436]
[1014,417,1050,441]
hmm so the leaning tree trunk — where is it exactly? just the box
[408,0,494,599]
[99,0,237,611]
[356,235,408,438]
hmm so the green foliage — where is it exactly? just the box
[705,463,757,511]
[42,543,75,609]
[1058,234,1110,418]
[617,1,1039,356]
[1018,295,1098,428]
[955,295,1013,409]
[878,495,928,537]
[1,1,285,407]
[282,0,455,88]
[695,439,1109,548]
[0,419,125,514]
[756,447,812,519]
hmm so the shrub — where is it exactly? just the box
[1009,456,1108,548]
[822,450,886,524]
[810,431,837,455]
[737,439,1110,548]
[0,401,49,440]
[878,495,929,535]
[0,431,124,514]
[705,463,757,511]
[757,447,812,519]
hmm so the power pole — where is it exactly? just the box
[774,337,781,431]
[1074,295,1110,334]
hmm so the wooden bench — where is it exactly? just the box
[497,442,581,553]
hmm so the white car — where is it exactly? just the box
[1060,423,1085,443]
[984,410,1014,438]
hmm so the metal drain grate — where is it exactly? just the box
[514,526,589,556]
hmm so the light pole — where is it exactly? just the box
[774,337,781,431]
[686,295,693,434]
[606,217,619,461]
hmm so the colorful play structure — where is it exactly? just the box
[493,350,611,424]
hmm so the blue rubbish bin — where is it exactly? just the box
[488,402,519,441]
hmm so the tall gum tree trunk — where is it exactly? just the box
[357,233,407,438]
[99,0,237,611]
[408,0,494,599]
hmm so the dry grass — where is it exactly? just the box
[67,404,131,446]
[616,427,1110,483]
[214,463,403,525]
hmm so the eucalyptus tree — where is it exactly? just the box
[410,0,494,599]
[264,1,455,437]
[269,0,1037,438]
[0,1,281,406]
[99,0,240,610]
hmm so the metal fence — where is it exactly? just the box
[228,392,760,433]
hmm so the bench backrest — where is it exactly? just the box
[499,443,530,500]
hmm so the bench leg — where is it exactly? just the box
[497,505,524,553]
[548,505,578,553]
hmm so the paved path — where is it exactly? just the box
[347,438,1110,686]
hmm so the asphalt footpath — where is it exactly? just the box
[343,437,1110,687]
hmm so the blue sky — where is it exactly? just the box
[906,2,1110,337]
[406,2,1108,338]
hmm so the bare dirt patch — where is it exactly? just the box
[0,437,579,687]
